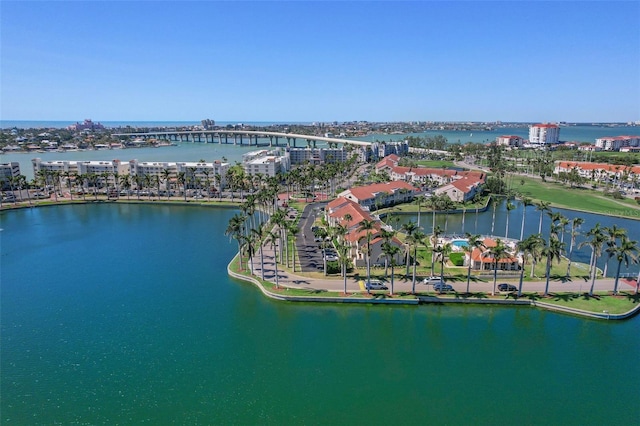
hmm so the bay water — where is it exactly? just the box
[1,204,638,424]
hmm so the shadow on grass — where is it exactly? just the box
[454,292,489,299]
[625,292,640,303]
[550,274,572,283]
[552,292,581,302]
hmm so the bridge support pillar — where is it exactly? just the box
[269,136,273,147]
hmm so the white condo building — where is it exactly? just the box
[595,136,640,151]
[0,162,21,188]
[287,147,351,165]
[242,149,290,177]
[529,123,560,146]
[129,160,229,190]
[496,135,523,147]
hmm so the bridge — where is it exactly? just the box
[111,129,372,149]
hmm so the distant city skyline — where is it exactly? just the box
[1,1,639,123]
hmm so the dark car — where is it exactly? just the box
[433,283,454,292]
[497,283,517,292]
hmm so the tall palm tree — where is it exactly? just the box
[489,239,509,296]
[161,168,172,200]
[381,242,400,296]
[542,236,565,296]
[225,213,246,271]
[490,198,498,234]
[505,199,515,239]
[430,225,443,275]
[566,217,584,277]
[433,242,452,294]
[608,236,638,295]
[414,194,427,230]
[535,201,551,234]
[519,196,534,240]
[251,222,267,281]
[602,225,627,278]
[580,223,606,296]
[464,233,484,294]
[335,240,351,295]
[516,234,542,297]
[410,230,427,293]
[266,230,280,289]
[401,221,418,276]
[357,219,377,285]
[379,228,396,277]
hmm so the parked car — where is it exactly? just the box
[365,280,388,290]
[433,283,454,292]
[423,276,444,285]
[497,283,517,292]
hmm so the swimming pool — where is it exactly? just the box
[451,239,469,248]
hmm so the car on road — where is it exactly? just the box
[497,283,517,292]
[433,283,454,292]
[365,280,388,290]
[422,276,444,285]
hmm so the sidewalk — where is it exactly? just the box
[249,242,637,295]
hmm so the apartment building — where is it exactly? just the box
[529,123,560,146]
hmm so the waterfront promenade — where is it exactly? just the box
[251,241,637,295]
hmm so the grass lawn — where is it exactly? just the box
[416,160,457,168]
[537,291,639,314]
[513,175,640,218]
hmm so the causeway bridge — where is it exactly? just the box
[111,129,372,149]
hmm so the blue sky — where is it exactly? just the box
[1,1,639,122]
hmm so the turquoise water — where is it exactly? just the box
[451,239,469,248]
[2,204,639,424]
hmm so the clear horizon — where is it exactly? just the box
[2,1,639,123]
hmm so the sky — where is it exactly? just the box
[1,1,639,123]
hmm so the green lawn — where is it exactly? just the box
[539,291,639,314]
[416,160,456,168]
[513,175,640,218]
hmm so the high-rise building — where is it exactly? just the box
[529,123,560,146]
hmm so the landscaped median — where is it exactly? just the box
[227,254,640,319]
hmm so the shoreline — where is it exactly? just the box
[227,256,640,320]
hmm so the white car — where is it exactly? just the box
[365,280,388,290]
[423,276,444,285]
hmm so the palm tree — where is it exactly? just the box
[335,240,351,295]
[580,224,606,296]
[266,230,280,289]
[565,217,584,277]
[505,199,515,239]
[410,230,426,293]
[225,213,246,271]
[535,201,551,234]
[381,242,400,296]
[357,219,377,285]
[516,234,541,297]
[287,223,300,272]
[379,228,396,277]
[251,222,267,281]
[430,225,443,275]
[490,198,498,234]
[519,196,533,240]
[464,233,484,294]
[433,242,452,294]
[161,168,173,200]
[414,194,427,230]
[488,239,509,296]
[609,236,638,295]
[602,225,627,278]
[401,221,418,276]
[542,236,565,296]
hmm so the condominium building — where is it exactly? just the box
[242,149,291,177]
[32,158,80,176]
[128,160,229,190]
[594,136,640,151]
[287,147,351,165]
[529,123,560,146]
[0,162,21,189]
[496,135,523,147]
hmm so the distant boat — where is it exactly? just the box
[470,133,473,137]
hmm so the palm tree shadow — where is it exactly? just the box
[625,292,640,303]
[550,274,572,283]
[552,292,580,302]
[456,292,488,299]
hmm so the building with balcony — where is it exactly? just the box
[529,123,560,146]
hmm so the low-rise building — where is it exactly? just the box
[496,135,523,147]
[337,181,416,211]
[595,136,640,151]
